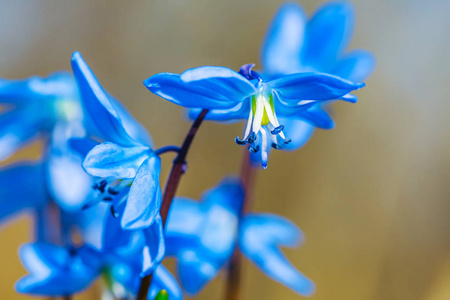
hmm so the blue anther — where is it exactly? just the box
[271,125,284,135]
[283,138,291,144]
[271,143,284,150]
[110,205,119,218]
[235,137,248,145]
[248,132,257,144]
[107,188,119,195]
[103,196,113,202]
[248,145,260,153]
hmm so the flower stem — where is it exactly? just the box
[223,151,257,300]
[136,109,209,300]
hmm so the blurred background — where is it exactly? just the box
[1,0,450,299]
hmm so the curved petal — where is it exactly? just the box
[331,49,376,82]
[149,265,183,300]
[239,214,314,296]
[180,66,257,98]
[71,51,140,147]
[83,142,151,179]
[0,72,77,105]
[280,117,315,151]
[0,162,47,224]
[269,72,364,101]
[187,101,248,122]
[302,2,355,69]
[145,73,246,110]
[142,215,165,275]
[16,243,98,296]
[68,138,99,158]
[261,2,306,74]
[0,105,46,160]
[109,96,153,147]
[121,156,162,229]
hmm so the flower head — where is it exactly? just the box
[145,65,363,168]
[165,177,314,296]
[260,1,376,152]
[71,52,162,230]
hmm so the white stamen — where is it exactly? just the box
[260,128,268,169]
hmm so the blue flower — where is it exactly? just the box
[261,1,376,151]
[165,177,314,296]
[145,65,363,169]
[0,71,97,212]
[71,52,162,230]
[16,202,181,299]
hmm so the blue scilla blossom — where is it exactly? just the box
[70,52,162,230]
[0,71,96,212]
[165,177,314,296]
[261,1,376,151]
[17,202,181,299]
[145,63,363,169]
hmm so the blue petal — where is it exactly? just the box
[142,215,165,275]
[177,249,220,295]
[269,72,364,102]
[331,50,376,82]
[280,117,315,151]
[121,156,162,229]
[46,124,94,211]
[240,214,314,296]
[149,265,183,300]
[261,2,306,75]
[0,163,47,224]
[83,142,151,179]
[109,96,153,147]
[296,106,335,130]
[0,72,77,105]
[0,105,46,160]
[68,138,99,158]
[16,243,98,296]
[145,73,248,110]
[71,52,141,147]
[166,197,204,252]
[180,66,257,98]
[302,2,355,69]
[187,101,248,122]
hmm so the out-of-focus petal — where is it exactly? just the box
[149,265,183,300]
[121,156,162,229]
[240,214,314,296]
[269,72,364,101]
[142,215,165,275]
[0,72,77,104]
[68,138,99,158]
[261,2,306,74]
[0,162,47,224]
[145,73,246,110]
[0,105,46,160]
[279,117,315,151]
[83,142,151,179]
[71,51,140,147]
[302,2,355,69]
[331,49,376,82]
[16,243,98,296]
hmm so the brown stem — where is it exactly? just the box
[223,151,258,300]
[136,109,209,300]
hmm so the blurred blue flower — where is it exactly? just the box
[165,177,314,296]
[16,202,181,299]
[0,71,96,213]
[261,1,376,151]
[71,52,162,230]
[145,65,363,169]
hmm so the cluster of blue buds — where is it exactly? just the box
[0,2,374,300]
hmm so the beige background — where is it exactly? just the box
[1,0,450,299]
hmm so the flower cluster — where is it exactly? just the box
[0,2,374,300]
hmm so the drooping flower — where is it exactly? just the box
[71,52,162,230]
[145,65,363,169]
[260,1,376,151]
[165,177,314,296]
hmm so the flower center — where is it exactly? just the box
[235,83,291,168]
